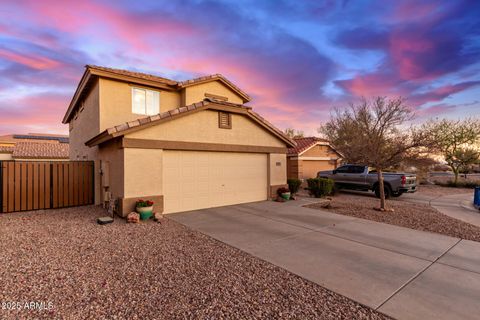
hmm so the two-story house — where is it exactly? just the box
[63,65,295,216]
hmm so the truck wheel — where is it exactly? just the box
[374,185,392,199]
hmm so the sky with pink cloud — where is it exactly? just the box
[0,0,479,135]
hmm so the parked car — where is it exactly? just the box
[317,164,417,198]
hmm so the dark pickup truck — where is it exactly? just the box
[317,164,417,198]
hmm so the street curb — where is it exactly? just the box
[460,201,480,213]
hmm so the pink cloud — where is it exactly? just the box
[17,0,196,52]
[410,81,480,106]
[0,93,69,135]
[335,73,407,97]
[0,48,62,70]
[389,35,436,80]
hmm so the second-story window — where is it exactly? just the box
[132,87,159,115]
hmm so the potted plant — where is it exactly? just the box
[136,199,154,220]
[277,187,291,200]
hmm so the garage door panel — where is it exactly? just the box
[163,151,267,214]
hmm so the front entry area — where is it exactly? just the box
[163,151,268,214]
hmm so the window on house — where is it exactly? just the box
[218,112,232,129]
[132,87,159,115]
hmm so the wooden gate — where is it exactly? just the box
[0,161,94,213]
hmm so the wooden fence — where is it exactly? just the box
[0,161,94,213]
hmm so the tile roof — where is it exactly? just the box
[287,137,330,155]
[12,141,69,159]
[0,145,14,153]
[87,98,296,148]
[87,65,250,101]
[105,98,251,135]
[87,65,178,85]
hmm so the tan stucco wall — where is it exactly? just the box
[127,110,285,148]
[98,140,124,202]
[68,80,101,204]
[69,80,100,160]
[123,148,163,198]
[302,144,340,158]
[301,160,336,179]
[269,153,287,186]
[184,80,244,105]
[98,78,181,131]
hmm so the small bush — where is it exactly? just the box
[277,186,290,196]
[306,178,334,198]
[287,178,302,194]
[443,180,480,189]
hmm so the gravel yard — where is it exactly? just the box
[414,184,472,197]
[0,206,390,319]
[305,192,480,242]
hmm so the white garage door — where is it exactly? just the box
[163,151,268,214]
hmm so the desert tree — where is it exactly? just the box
[284,128,304,139]
[458,149,480,178]
[319,97,430,210]
[423,118,480,184]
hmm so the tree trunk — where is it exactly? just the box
[377,169,386,210]
[453,169,459,185]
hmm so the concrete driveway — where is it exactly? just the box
[170,199,480,320]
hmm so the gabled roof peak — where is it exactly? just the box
[288,136,331,155]
[63,66,252,123]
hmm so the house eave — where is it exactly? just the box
[85,99,296,148]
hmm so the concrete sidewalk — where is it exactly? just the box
[170,200,480,320]
[401,191,480,227]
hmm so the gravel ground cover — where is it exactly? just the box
[415,184,472,197]
[0,206,390,320]
[305,193,480,242]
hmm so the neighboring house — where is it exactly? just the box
[63,65,295,216]
[287,137,341,180]
[0,134,69,161]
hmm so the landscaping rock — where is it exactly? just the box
[127,212,140,223]
[0,205,390,319]
[312,199,332,209]
[153,212,163,222]
[97,216,114,225]
[305,192,480,242]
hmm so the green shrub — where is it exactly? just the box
[306,178,334,198]
[287,178,302,194]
